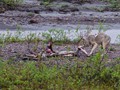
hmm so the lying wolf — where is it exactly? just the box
[78,31,111,56]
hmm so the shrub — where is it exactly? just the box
[0,53,120,89]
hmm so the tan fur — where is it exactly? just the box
[78,32,111,56]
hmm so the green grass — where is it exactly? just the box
[107,0,120,9]
[116,35,120,44]
[0,0,23,6]
[0,53,120,90]
[0,28,81,45]
[0,28,119,89]
[100,0,120,10]
[0,25,119,89]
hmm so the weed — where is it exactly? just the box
[0,53,119,89]
[109,47,116,51]
[40,0,53,6]
[101,0,120,9]
[42,29,70,44]
[107,0,120,9]
[1,0,23,6]
[116,34,120,44]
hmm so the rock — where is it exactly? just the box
[34,10,40,14]
[45,7,54,12]
[28,15,39,24]
[0,7,5,13]
[71,0,92,4]
[29,19,38,24]
[71,7,79,12]
[59,4,79,12]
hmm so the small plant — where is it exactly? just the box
[98,22,107,33]
[0,52,120,89]
[42,29,70,43]
[1,0,23,6]
[41,0,53,6]
[107,0,120,9]
[116,34,120,44]
[101,0,120,9]
[109,47,116,51]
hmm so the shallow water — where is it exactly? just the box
[0,24,120,44]
[40,12,71,17]
[23,0,39,5]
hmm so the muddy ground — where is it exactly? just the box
[0,0,120,27]
[0,42,120,65]
[0,0,120,63]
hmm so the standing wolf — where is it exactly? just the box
[78,31,111,56]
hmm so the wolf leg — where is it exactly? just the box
[102,41,110,54]
[78,46,88,55]
[88,43,98,56]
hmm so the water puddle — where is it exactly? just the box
[40,12,71,17]
[82,3,108,8]
[23,0,39,5]
[81,11,120,18]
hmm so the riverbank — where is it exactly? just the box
[0,0,120,43]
